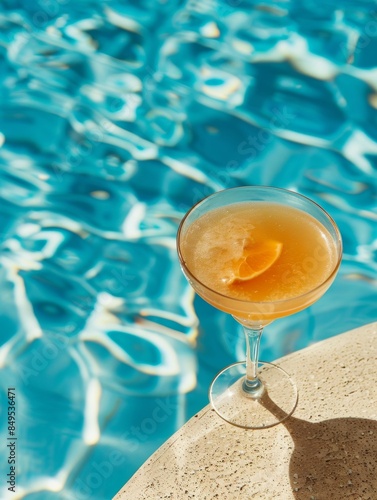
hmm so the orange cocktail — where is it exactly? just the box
[177,186,342,428]
[179,201,338,324]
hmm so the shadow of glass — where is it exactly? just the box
[260,392,377,498]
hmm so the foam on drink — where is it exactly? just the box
[180,202,337,303]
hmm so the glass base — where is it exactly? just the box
[209,361,298,429]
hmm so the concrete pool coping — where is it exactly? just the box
[114,322,377,499]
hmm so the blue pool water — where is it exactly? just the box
[0,1,377,498]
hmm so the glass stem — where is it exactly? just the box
[242,326,265,398]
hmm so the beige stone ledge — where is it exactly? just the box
[114,322,377,499]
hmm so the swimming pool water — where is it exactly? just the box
[0,1,377,498]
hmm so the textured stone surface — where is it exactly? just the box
[114,322,377,499]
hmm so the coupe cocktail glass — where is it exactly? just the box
[177,186,342,429]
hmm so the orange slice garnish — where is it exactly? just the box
[227,240,283,283]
